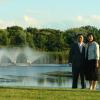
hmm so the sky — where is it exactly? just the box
[0,0,100,30]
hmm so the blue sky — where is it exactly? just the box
[0,0,100,30]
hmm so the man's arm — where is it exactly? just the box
[68,44,74,64]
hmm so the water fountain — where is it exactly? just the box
[0,47,45,66]
[0,47,72,88]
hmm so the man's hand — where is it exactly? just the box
[68,63,72,67]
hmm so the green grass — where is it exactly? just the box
[0,87,100,100]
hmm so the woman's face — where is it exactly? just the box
[88,35,93,42]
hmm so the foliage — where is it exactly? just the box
[7,26,26,46]
[0,25,100,51]
[0,29,8,45]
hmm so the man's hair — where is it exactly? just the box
[77,34,83,38]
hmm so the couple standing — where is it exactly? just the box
[68,33,99,90]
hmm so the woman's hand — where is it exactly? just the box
[96,60,99,68]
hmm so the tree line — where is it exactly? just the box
[0,25,100,51]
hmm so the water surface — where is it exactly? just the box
[0,64,100,89]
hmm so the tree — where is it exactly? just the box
[7,26,26,46]
[0,29,8,46]
[26,32,35,48]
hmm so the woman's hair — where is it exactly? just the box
[87,33,94,37]
[87,33,95,41]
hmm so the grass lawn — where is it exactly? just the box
[0,87,100,100]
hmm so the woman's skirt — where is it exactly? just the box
[85,59,99,81]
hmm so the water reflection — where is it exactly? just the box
[0,65,99,89]
[1,75,71,88]
[0,65,72,87]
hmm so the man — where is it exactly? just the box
[68,34,86,89]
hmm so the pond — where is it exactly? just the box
[0,64,100,89]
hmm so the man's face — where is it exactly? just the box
[78,35,83,43]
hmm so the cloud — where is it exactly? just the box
[76,16,84,22]
[0,15,41,29]
[75,16,90,24]
[64,15,100,29]
[75,15,100,22]
[0,0,11,2]
[0,19,15,29]
[1,14,100,30]
[24,15,39,26]
[0,0,11,4]
[23,15,100,30]
[0,0,6,1]
[91,15,100,21]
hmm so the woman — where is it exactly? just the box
[85,33,99,90]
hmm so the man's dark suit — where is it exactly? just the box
[68,42,86,88]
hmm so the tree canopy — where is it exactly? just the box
[0,25,100,51]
